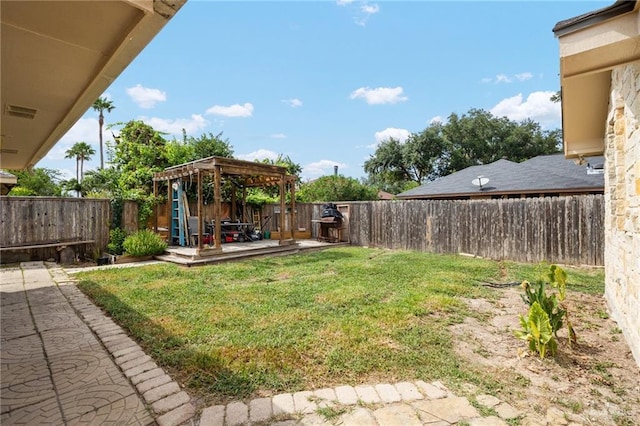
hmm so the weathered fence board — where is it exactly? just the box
[0,196,110,262]
[277,196,603,266]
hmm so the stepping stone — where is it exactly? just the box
[476,394,501,408]
[495,402,520,420]
[355,385,381,404]
[415,380,448,399]
[199,405,224,426]
[249,397,272,423]
[293,391,317,413]
[374,384,401,403]
[412,396,479,424]
[225,401,248,426]
[373,404,422,426]
[335,385,358,405]
[341,407,377,426]
[272,393,295,415]
[394,381,423,402]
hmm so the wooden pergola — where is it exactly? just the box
[152,156,297,256]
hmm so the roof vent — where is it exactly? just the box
[5,104,37,119]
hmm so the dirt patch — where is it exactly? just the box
[450,288,640,425]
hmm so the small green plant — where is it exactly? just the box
[516,264,577,358]
[107,227,126,255]
[520,279,565,337]
[515,301,557,358]
[122,229,167,256]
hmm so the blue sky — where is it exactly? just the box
[40,0,610,181]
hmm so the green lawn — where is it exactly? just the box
[76,247,604,404]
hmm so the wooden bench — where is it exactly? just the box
[0,240,96,252]
[0,239,96,263]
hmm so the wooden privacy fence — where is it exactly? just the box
[275,195,604,266]
[0,196,111,263]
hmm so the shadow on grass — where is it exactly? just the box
[78,280,261,401]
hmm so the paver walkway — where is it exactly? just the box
[199,380,523,426]
[2,261,564,426]
[1,261,194,425]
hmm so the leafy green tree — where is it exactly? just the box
[297,175,377,202]
[365,123,447,190]
[166,130,234,165]
[8,168,63,196]
[365,108,561,190]
[78,167,122,198]
[92,97,115,169]
[111,120,169,196]
[441,109,559,174]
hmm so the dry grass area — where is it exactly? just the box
[451,288,640,426]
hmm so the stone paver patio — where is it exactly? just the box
[1,261,567,425]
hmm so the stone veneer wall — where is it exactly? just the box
[604,60,640,367]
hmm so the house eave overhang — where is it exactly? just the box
[553,1,640,159]
[0,0,187,170]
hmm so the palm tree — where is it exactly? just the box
[64,144,81,184]
[92,97,115,169]
[65,142,95,196]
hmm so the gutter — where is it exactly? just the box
[553,0,636,37]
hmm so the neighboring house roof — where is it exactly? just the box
[396,154,604,199]
[377,190,395,200]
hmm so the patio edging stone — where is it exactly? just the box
[51,263,197,426]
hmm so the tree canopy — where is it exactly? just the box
[297,175,378,202]
[8,168,63,196]
[365,108,561,192]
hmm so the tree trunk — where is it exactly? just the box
[99,113,104,169]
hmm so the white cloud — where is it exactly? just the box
[482,72,534,84]
[490,91,561,129]
[206,103,254,117]
[515,72,533,81]
[270,133,287,139]
[495,74,512,84]
[303,160,348,179]
[139,114,209,135]
[237,149,279,162]
[373,128,411,147]
[282,98,303,108]
[46,118,100,161]
[429,116,443,125]
[57,168,75,181]
[361,3,379,14]
[336,0,354,5]
[350,86,407,105]
[126,84,167,109]
[354,3,380,26]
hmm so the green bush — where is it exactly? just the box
[107,227,127,255]
[122,229,167,256]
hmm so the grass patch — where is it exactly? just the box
[76,247,604,404]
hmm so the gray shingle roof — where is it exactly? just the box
[396,154,604,199]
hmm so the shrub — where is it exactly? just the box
[122,229,167,256]
[107,227,126,255]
